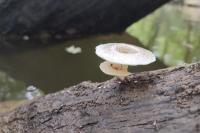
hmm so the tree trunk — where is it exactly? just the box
[0,0,170,38]
[0,62,200,132]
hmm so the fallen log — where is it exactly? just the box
[1,62,200,133]
[0,0,170,37]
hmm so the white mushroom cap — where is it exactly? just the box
[96,43,156,66]
[99,61,130,76]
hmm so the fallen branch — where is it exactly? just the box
[0,0,170,37]
[0,62,200,133]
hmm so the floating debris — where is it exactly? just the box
[65,45,82,54]
[22,35,30,41]
[25,85,43,100]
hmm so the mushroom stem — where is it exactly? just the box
[117,76,125,81]
[109,63,129,80]
[110,63,128,71]
[99,61,130,77]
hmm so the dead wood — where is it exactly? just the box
[0,0,170,37]
[0,62,200,133]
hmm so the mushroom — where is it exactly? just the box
[95,43,156,79]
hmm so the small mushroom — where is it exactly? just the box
[99,61,130,77]
[95,43,156,79]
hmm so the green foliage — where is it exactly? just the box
[127,5,200,66]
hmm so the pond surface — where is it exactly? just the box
[0,2,200,101]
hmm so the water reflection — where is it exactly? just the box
[0,71,26,101]
[0,33,166,95]
[0,71,43,101]
[127,2,200,66]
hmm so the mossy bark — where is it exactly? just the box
[1,62,200,132]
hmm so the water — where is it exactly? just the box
[0,2,200,101]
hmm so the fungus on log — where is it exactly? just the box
[1,62,200,133]
[0,0,170,37]
[96,43,156,77]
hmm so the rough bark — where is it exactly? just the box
[0,0,170,37]
[1,62,200,133]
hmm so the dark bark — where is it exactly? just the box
[1,62,200,133]
[0,0,170,37]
